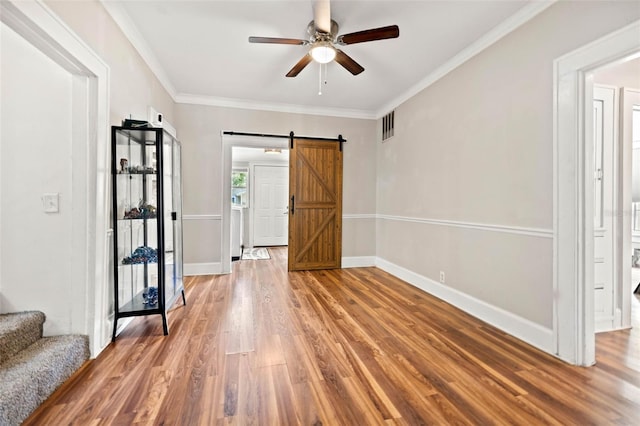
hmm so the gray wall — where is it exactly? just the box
[175,104,377,267]
[375,1,640,329]
[46,0,176,126]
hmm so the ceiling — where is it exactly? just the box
[103,0,552,119]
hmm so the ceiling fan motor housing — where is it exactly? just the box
[307,19,339,42]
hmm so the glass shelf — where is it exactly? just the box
[118,288,161,314]
[116,171,157,176]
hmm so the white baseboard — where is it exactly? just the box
[342,256,376,268]
[184,262,222,276]
[375,257,554,355]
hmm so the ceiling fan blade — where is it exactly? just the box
[286,54,313,77]
[249,36,308,45]
[338,25,399,45]
[313,0,331,33]
[335,49,364,75]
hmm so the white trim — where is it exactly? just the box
[342,256,376,268]
[375,257,554,353]
[184,262,222,276]
[374,1,556,118]
[378,214,553,239]
[1,0,111,357]
[553,20,640,366]
[343,214,377,220]
[99,0,177,98]
[183,214,222,221]
[175,93,375,120]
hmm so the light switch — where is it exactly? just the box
[42,193,59,213]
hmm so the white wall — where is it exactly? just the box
[375,0,640,350]
[0,23,74,335]
[0,0,176,352]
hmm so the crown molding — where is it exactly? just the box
[174,93,376,120]
[100,0,177,99]
[374,0,556,119]
[101,0,554,121]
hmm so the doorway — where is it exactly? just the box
[592,59,640,334]
[553,21,640,365]
[230,147,289,259]
[221,135,289,273]
[221,133,345,273]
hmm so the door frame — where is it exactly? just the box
[553,20,640,366]
[0,0,110,356]
[220,134,289,273]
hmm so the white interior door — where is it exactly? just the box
[594,85,616,332]
[253,165,288,246]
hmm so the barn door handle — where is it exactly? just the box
[290,195,295,215]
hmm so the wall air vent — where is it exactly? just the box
[382,110,395,141]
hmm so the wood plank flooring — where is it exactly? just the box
[25,247,640,424]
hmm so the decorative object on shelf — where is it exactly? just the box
[111,125,186,341]
[127,164,156,174]
[143,286,158,306]
[122,118,150,128]
[122,246,157,264]
[123,202,157,219]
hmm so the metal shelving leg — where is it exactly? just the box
[161,313,169,335]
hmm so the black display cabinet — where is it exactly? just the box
[111,125,185,341]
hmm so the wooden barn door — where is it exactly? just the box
[288,138,343,271]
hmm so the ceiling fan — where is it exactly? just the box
[248,0,399,77]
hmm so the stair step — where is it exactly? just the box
[0,334,89,426]
[0,311,45,364]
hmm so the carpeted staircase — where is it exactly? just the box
[0,311,89,425]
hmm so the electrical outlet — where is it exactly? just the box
[439,271,445,283]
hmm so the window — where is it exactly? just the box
[231,169,248,207]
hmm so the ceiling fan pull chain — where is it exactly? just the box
[318,63,323,95]
[324,62,328,87]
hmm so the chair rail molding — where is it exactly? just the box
[377,214,553,239]
[183,214,222,221]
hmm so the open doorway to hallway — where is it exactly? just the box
[592,57,640,338]
[230,147,289,262]
[553,21,640,365]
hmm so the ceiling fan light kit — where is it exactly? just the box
[310,42,336,64]
[248,0,399,79]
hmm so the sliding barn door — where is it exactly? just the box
[288,138,343,271]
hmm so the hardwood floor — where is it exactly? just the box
[25,247,640,424]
